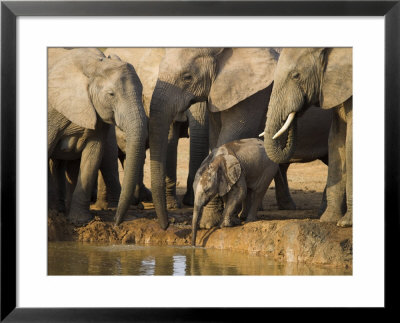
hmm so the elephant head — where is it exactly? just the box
[149,47,279,227]
[191,151,241,246]
[263,47,352,163]
[48,48,148,225]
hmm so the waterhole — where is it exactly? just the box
[48,242,351,275]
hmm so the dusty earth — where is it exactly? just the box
[48,138,352,269]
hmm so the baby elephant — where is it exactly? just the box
[192,138,279,246]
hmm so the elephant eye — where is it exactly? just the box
[182,73,193,82]
[107,91,115,97]
[291,72,300,80]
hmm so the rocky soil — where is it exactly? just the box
[49,138,352,270]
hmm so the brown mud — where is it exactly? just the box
[48,138,352,269]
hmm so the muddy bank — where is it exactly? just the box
[48,206,352,269]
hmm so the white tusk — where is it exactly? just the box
[272,112,296,140]
[259,132,265,137]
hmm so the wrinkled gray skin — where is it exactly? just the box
[102,48,209,211]
[192,139,278,246]
[94,125,152,211]
[149,48,331,229]
[48,48,148,226]
[264,48,352,227]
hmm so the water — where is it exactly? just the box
[48,242,351,275]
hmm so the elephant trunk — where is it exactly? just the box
[264,89,299,164]
[192,203,203,246]
[149,91,172,230]
[114,101,148,226]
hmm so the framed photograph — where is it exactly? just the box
[1,0,397,321]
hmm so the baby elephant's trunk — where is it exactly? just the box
[191,204,203,246]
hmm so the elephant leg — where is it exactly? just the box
[245,190,265,223]
[208,109,221,151]
[317,155,329,216]
[94,126,121,210]
[48,160,57,210]
[183,102,209,206]
[274,163,296,210]
[48,159,65,212]
[93,170,108,210]
[131,164,147,209]
[137,163,152,203]
[220,181,246,228]
[337,103,352,227]
[131,156,152,205]
[49,159,68,213]
[64,159,79,213]
[239,189,252,221]
[165,122,181,209]
[318,185,328,216]
[320,105,347,223]
[68,135,105,225]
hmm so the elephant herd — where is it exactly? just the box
[48,47,352,242]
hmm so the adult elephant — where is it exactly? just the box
[48,48,149,226]
[103,48,209,209]
[263,48,352,227]
[149,48,331,229]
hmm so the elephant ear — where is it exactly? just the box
[320,48,353,109]
[137,48,165,116]
[208,48,280,112]
[48,50,98,129]
[48,48,69,70]
[217,154,241,196]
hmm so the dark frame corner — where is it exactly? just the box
[1,1,399,321]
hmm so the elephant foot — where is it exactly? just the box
[244,214,257,224]
[277,198,296,210]
[199,204,224,229]
[320,208,343,223]
[337,212,352,227]
[182,190,194,206]
[317,202,328,217]
[57,201,66,214]
[129,202,144,210]
[67,209,92,226]
[92,199,109,211]
[220,216,241,228]
[318,194,328,217]
[139,185,152,202]
[166,195,181,209]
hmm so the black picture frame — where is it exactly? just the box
[1,1,398,321]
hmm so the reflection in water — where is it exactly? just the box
[173,255,186,276]
[48,242,352,276]
[140,257,155,275]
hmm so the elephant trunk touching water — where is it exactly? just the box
[149,81,196,230]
